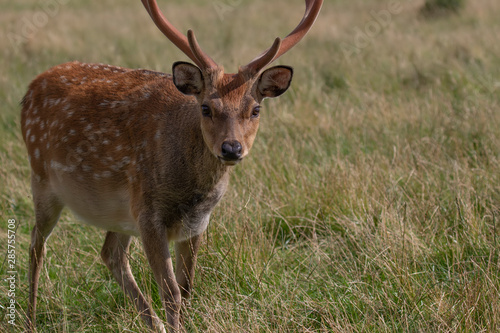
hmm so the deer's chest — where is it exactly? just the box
[165,180,228,241]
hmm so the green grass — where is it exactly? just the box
[421,0,466,16]
[1,0,499,332]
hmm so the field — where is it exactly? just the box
[1,0,499,331]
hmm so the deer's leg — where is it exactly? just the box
[175,233,203,299]
[100,231,166,333]
[140,222,181,332]
[27,183,63,331]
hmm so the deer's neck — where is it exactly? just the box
[127,77,231,206]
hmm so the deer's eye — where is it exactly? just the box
[201,104,212,117]
[251,105,261,118]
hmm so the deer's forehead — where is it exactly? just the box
[204,72,257,106]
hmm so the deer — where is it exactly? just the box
[21,0,323,331]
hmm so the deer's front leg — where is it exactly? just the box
[175,233,203,299]
[140,221,181,332]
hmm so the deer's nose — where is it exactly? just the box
[221,141,242,161]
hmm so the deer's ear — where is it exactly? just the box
[257,66,293,99]
[172,62,204,95]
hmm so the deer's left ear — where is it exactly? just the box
[257,66,293,99]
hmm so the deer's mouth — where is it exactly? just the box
[218,156,242,166]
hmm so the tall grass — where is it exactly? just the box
[1,0,499,332]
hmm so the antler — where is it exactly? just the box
[142,0,323,74]
[241,0,324,76]
[141,0,217,70]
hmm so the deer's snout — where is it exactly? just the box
[220,140,242,162]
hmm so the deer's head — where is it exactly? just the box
[142,0,322,165]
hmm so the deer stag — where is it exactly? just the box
[22,0,322,331]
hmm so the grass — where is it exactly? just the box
[1,0,499,331]
[421,0,465,16]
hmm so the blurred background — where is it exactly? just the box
[1,0,499,331]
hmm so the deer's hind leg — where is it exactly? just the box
[27,179,63,331]
[101,231,166,333]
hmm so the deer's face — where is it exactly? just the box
[173,62,293,165]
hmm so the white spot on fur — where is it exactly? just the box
[48,98,60,107]
[99,100,110,107]
[34,148,40,159]
[30,135,36,142]
[26,89,34,100]
[110,156,131,171]
[50,160,75,173]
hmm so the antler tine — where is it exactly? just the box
[241,0,323,76]
[141,0,217,69]
[187,30,218,70]
[239,38,281,77]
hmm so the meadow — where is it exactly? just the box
[1,0,499,331]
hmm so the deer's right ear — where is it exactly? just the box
[172,62,204,95]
